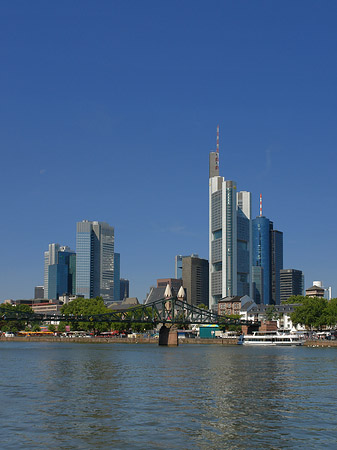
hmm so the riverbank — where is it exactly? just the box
[1,336,337,346]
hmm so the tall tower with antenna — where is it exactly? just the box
[209,126,252,310]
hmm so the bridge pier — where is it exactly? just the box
[159,324,178,346]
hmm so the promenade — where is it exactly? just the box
[1,336,337,347]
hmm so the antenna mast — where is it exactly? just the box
[260,194,263,217]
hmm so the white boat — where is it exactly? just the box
[237,331,304,346]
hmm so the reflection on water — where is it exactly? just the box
[0,343,336,450]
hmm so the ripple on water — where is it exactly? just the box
[0,343,337,450]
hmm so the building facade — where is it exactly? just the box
[270,229,283,304]
[252,215,283,305]
[182,255,209,307]
[76,220,114,301]
[280,269,304,303]
[34,286,44,299]
[209,129,252,310]
[44,244,76,300]
[119,278,129,300]
[252,216,271,304]
[114,253,121,302]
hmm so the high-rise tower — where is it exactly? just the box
[44,244,76,300]
[209,126,252,310]
[252,196,283,304]
[76,220,114,301]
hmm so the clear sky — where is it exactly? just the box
[1,0,336,302]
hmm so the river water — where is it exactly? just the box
[0,342,336,449]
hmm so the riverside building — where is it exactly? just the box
[209,126,252,311]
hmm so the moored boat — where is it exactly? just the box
[237,331,304,346]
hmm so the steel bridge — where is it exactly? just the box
[0,297,259,327]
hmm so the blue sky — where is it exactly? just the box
[1,1,336,301]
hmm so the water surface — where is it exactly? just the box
[0,342,336,449]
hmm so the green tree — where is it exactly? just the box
[219,314,242,333]
[197,303,208,310]
[32,324,41,332]
[57,322,66,332]
[325,298,337,327]
[61,297,111,333]
[291,297,328,329]
[48,324,56,333]
[0,303,34,331]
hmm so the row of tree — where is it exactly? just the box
[285,296,337,329]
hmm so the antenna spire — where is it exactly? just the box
[216,125,219,153]
[260,193,263,217]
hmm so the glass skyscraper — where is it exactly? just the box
[208,129,252,310]
[44,244,76,299]
[252,216,271,304]
[76,220,114,301]
[252,217,283,305]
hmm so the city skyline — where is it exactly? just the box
[1,1,336,301]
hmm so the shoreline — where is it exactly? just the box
[1,336,337,347]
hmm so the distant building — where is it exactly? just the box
[270,229,283,305]
[252,197,283,305]
[306,282,325,298]
[44,244,76,300]
[32,301,63,315]
[157,278,183,293]
[280,269,304,303]
[251,266,264,304]
[76,220,114,301]
[114,253,120,302]
[175,254,199,279]
[209,127,252,310]
[182,255,209,307]
[119,278,129,300]
[218,295,255,316]
[34,286,44,299]
[108,297,139,310]
[144,286,167,304]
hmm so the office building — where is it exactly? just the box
[237,191,252,297]
[280,269,304,303]
[76,220,114,301]
[120,278,129,300]
[209,126,252,310]
[270,229,283,304]
[251,266,264,304]
[252,216,271,304]
[34,286,44,299]
[182,255,209,307]
[114,253,121,303]
[252,196,283,305]
[44,244,76,299]
[175,254,199,279]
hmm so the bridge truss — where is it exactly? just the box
[1,297,259,327]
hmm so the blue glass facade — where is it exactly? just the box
[46,249,76,300]
[48,264,69,299]
[252,216,270,304]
